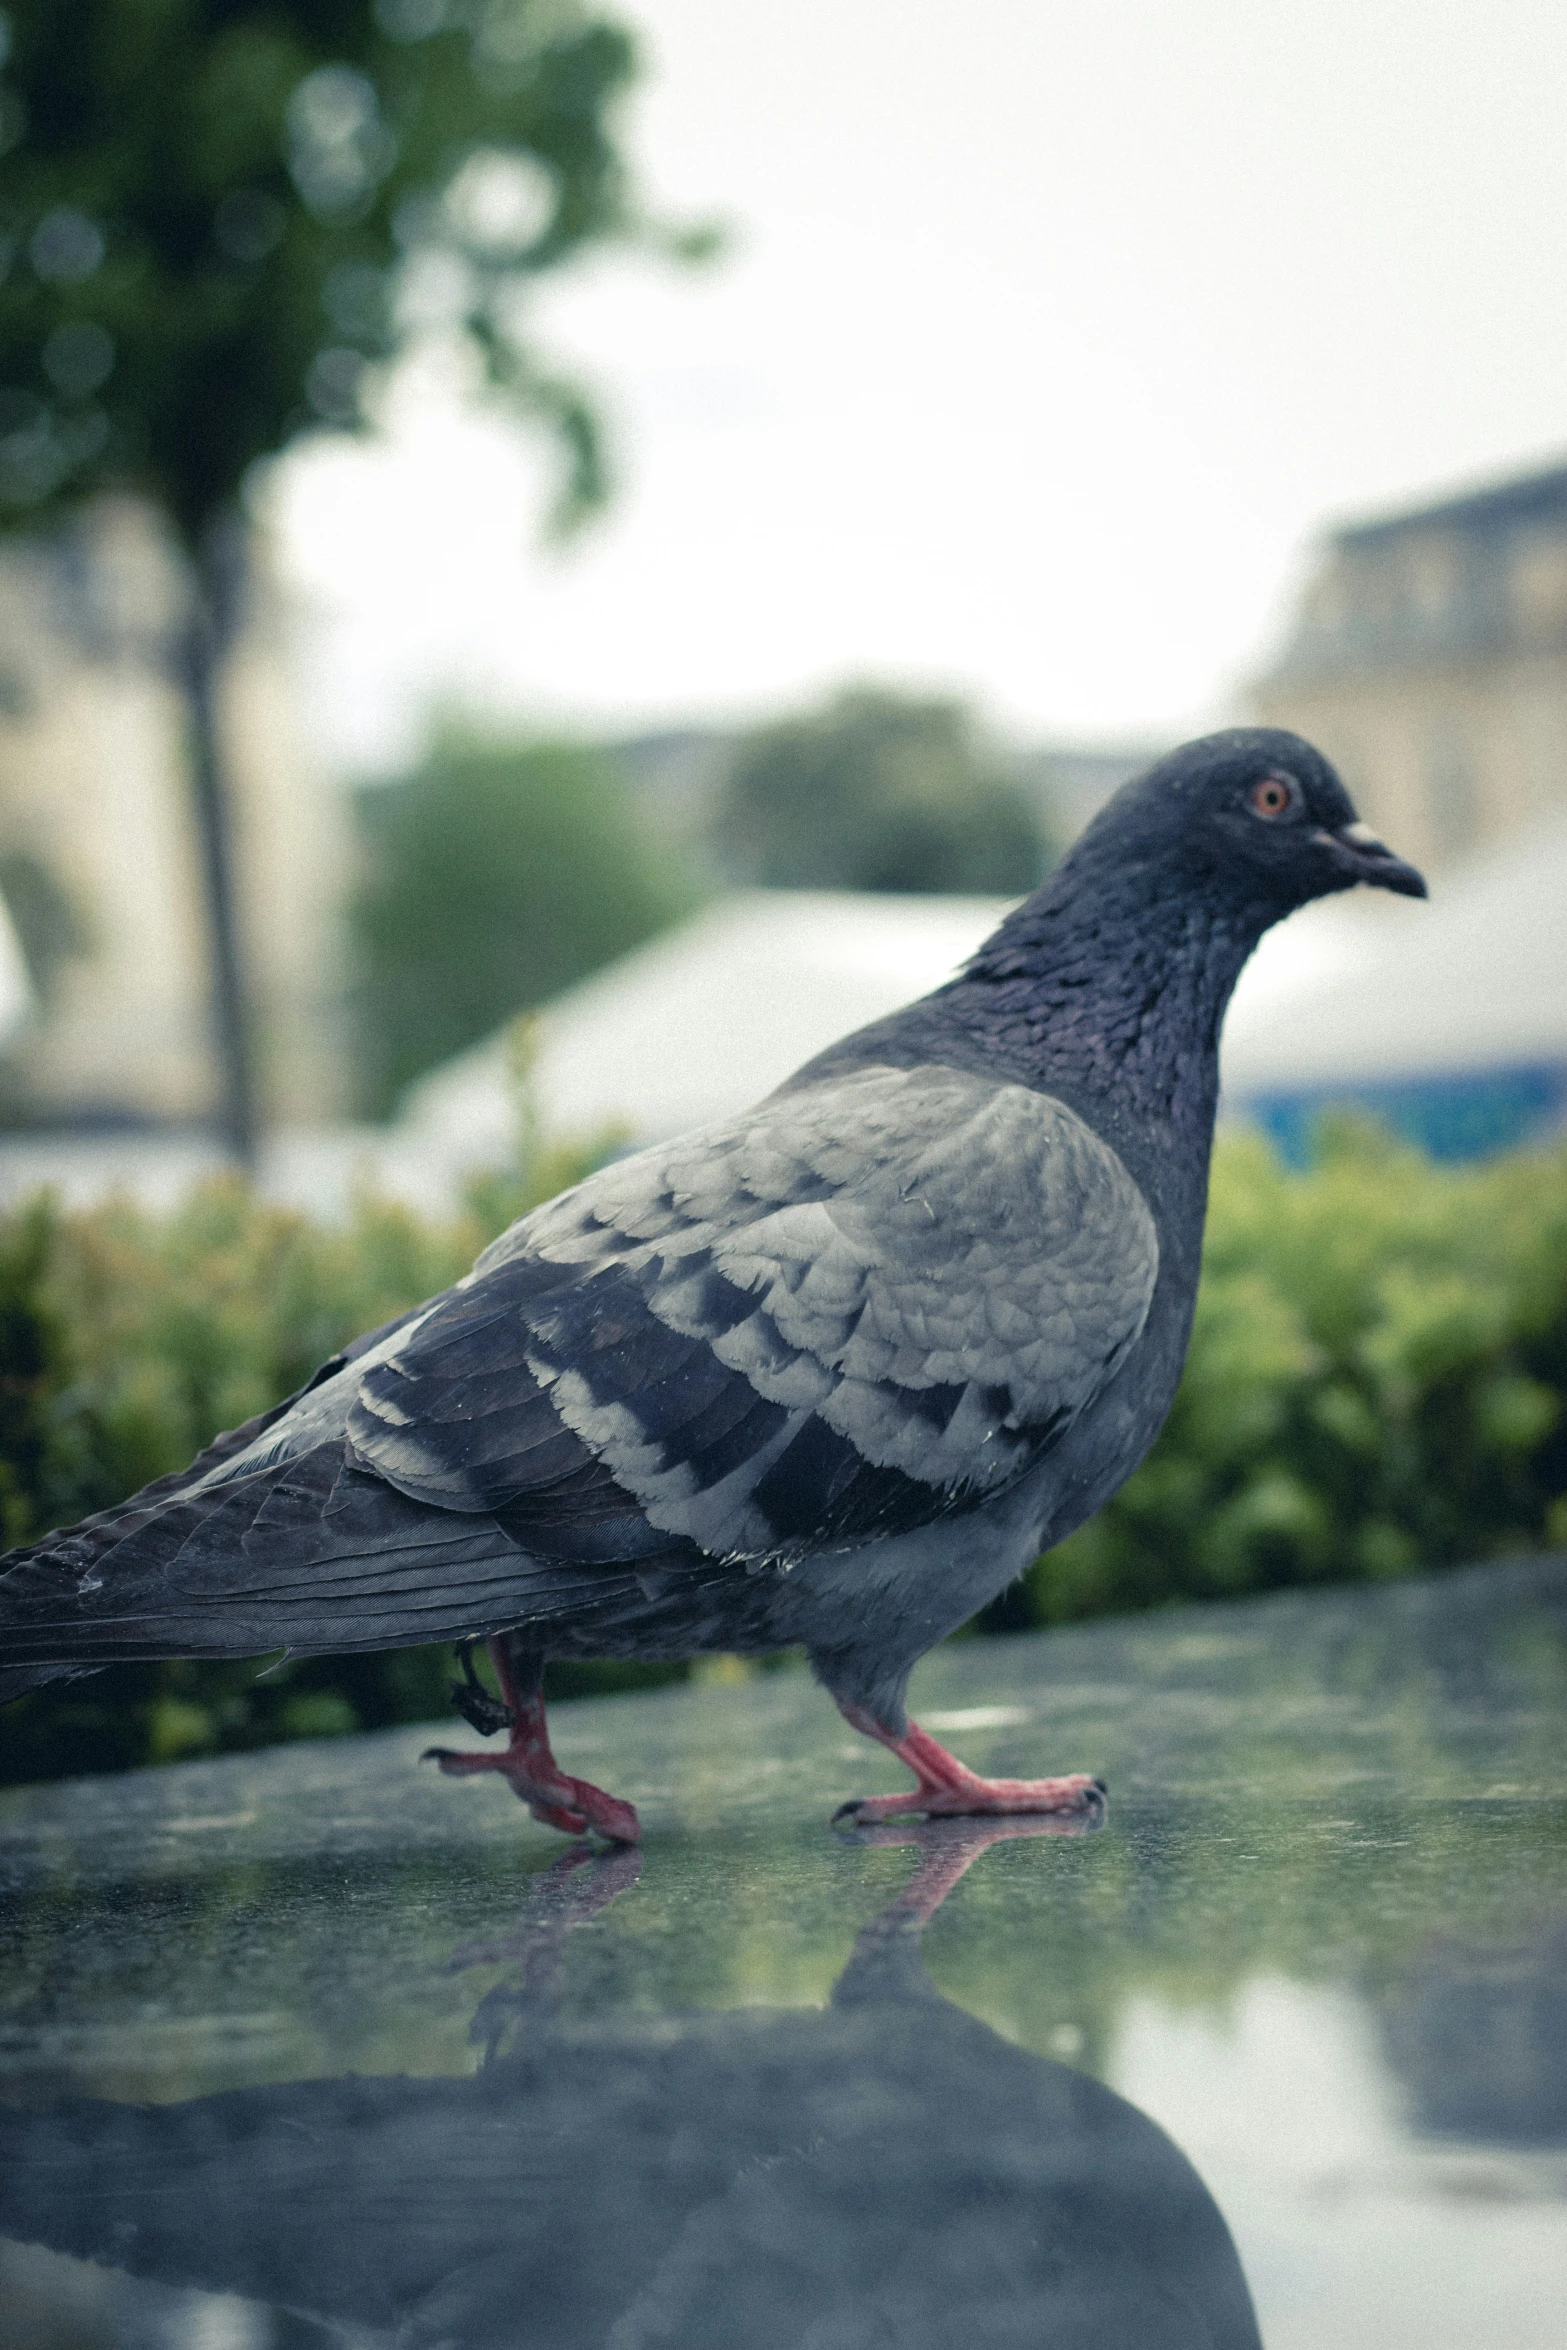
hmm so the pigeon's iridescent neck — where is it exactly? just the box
[952,862,1268,1129]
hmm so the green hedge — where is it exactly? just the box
[2,1120,1564,1783]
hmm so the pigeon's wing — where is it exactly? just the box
[347,1064,1159,1564]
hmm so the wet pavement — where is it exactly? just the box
[1,1554,1565,2348]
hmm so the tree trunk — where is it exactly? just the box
[172,516,256,1164]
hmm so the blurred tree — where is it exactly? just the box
[352,731,692,1111]
[715,687,1053,895]
[0,0,707,1153]
[0,845,89,1004]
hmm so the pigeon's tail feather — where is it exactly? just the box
[0,1338,381,1688]
[0,1433,573,1681]
[0,1302,579,1685]
[0,1660,99,1704]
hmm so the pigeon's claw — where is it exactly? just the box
[834,1773,1105,1825]
[423,1669,640,1844]
[423,1742,638,1840]
[835,1708,1106,1829]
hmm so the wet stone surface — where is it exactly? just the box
[1,1555,1565,2349]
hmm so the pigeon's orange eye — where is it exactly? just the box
[1250,775,1295,820]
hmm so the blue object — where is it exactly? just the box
[1237,1058,1567,1164]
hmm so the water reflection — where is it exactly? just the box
[1379,1913,1567,2148]
[0,1820,1261,2349]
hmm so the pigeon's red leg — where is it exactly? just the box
[422,1638,640,1843]
[833,1703,1105,1824]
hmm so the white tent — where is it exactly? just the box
[403,816,1566,1188]
[1218,808,1567,1156]
[399,891,1015,1170]
[1220,809,1567,1088]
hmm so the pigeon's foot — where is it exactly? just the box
[423,1732,640,1841]
[423,1654,639,1843]
[833,1711,1106,1826]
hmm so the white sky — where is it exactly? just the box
[273,0,1567,774]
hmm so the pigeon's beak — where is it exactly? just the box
[1316,819,1428,899]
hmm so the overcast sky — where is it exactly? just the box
[274,0,1567,772]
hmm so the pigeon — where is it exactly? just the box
[0,1822,1264,2350]
[0,728,1424,1840]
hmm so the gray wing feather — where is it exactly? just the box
[353,1064,1157,1563]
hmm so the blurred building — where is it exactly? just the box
[0,888,30,1049]
[1255,456,1567,873]
[0,500,352,1129]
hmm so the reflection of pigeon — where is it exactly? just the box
[1380,1913,1567,2146]
[0,1824,1264,2349]
[0,730,1423,1838]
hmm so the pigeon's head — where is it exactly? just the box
[1099,727,1427,915]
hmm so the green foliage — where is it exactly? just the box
[0,1196,71,1549]
[25,1177,480,1520]
[2,1120,1564,1786]
[715,687,1052,895]
[1003,1122,1567,1628]
[351,733,695,1113]
[0,0,683,543]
